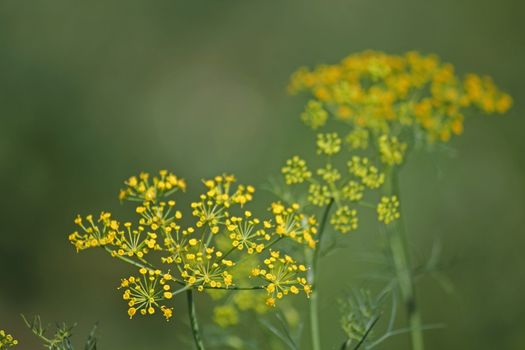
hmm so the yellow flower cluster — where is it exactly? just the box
[120,268,174,320]
[282,139,387,233]
[377,196,401,224]
[119,170,186,202]
[251,251,311,307]
[345,127,369,150]
[317,132,342,156]
[308,183,332,207]
[347,156,385,189]
[330,206,358,233]
[271,202,318,248]
[0,330,18,349]
[289,50,512,145]
[341,181,364,202]
[301,100,328,129]
[282,156,311,184]
[284,51,511,233]
[213,305,239,328]
[70,171,314,320]
[226,211,269,254]
[378,135,407,166]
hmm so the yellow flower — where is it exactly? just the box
[226,212,269,254]
[301,100,328,129]
[345,128,369,150]
[213,305,239,328]
[119,170,186,203]
[308,183,332,207]
[272,202,318,248]
[119,270,174,321]
[378,135,407,166]
[347,156,385,189]
[316,164,341,183]
[330,206,358,233]
[282,156,312,184]
[317,133,342,156]
[251,251,311,306]
[0,330,18,348]
[377,196,401,224]
[341,181,364,202]
[289,50,512,148]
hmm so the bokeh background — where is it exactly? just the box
[1,0,524,349]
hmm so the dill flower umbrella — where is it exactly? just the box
[283,50,512,350]
[68,171,315,349]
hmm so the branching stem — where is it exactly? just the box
[385,167,424,350]
[307,198,334,350]
[187,289,205,350]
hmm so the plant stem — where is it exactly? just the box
[186,289,205,350]
[307,199,334,350]
[385,168,424,350]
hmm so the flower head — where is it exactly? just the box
[213,305,239,328]
[119,170,186,203]
[377,196,400,224]
[289,50,512,147]
[331,206,358,233]
[282,156,311,185]
[317,133,342,156]
[0,330,18,349]
[378,135,407,166]
[347,157,385,189]
[120,269,174,321]
[301,100,328,129]
[251,251,311,307]
[271,202,318,248]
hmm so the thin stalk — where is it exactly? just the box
[385,168,424,350]
[186,289,205,350]
[307,198,334,350]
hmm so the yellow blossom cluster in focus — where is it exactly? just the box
[70,171,316,321]
[251,251,311,307]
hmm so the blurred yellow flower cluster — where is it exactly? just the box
[281,50,513,236]
[0,330,18,349]
[377,196,401,224]
[282,146,390,233]
[289,50,512,143]
[70,171,316,321]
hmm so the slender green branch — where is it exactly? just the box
[385,168,425,350]
[308,198,335,350]
[365,324,444,349]
[105,247,267,291]
[206,285,265,290]
[312,198,335,277]
[186,289,205,350]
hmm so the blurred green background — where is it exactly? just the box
[1,0,524,348]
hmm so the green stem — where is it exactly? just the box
[186,289,205,350]
[307,199,334,350]
[385,168,424,350]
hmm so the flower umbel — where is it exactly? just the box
[120,269,175,320]
[251,251,311,307]
[282,156,311,185]
[70,171,314,321]
[377,196,401,224]
[0,330,18,349]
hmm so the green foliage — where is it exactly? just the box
[21,315,98,350]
